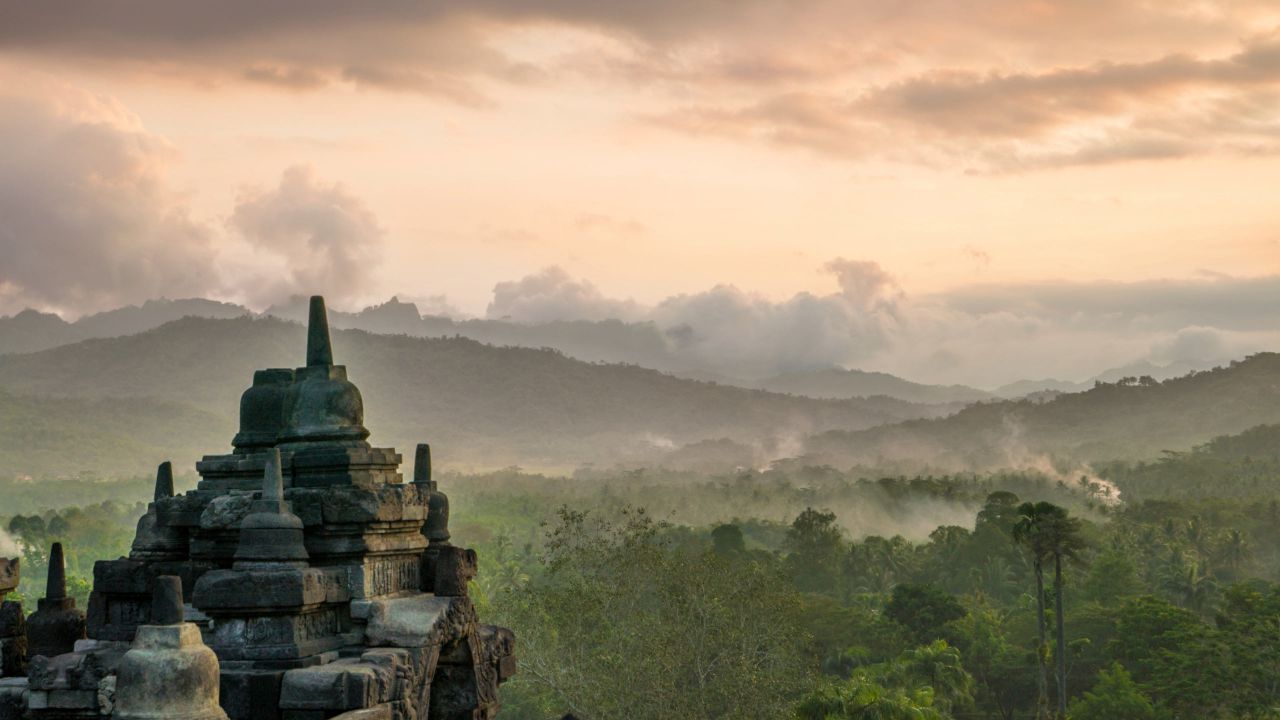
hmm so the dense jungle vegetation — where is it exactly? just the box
[5,424,1280,718]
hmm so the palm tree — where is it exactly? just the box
[1216,529,1249,581]
[1012,501,1086,719]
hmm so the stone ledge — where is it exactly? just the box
[364,593,473,649]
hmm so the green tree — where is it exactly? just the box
[884,584,966,646]
[786,508,845,595]
[1081,547,1140,605]
[796,642,972,720]
[795,677,944,720]
[711,523,746,556]
[490,507,812,719]
[1067,664,1155,720]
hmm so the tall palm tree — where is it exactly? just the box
[1012,501,1086,719]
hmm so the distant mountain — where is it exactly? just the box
[756,368,995,404]
[0,316,958,478]
[0,299,250,355]
[991,378,1084,398]
[991,358,1230,398]
[0,297,1006,406]
[803,354,1280,470]
[0,296,1235,409]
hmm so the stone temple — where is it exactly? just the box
[0,296,516,719]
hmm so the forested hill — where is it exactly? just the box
[756,368,994,404]
[0,316,954,478]
[804,354,1280,470]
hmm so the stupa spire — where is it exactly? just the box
[306,295,334,367]
[414,443,432,485]
[46,542,67,600]
[154,461,175,501]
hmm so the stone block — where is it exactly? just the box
[26,601,86,660]
[45,689,97,709]
[201,494,255,530]
[0,677,27,720]
[220,669,285,720]
[364,595,463,649]
[204,606,351,663]
[88,559,213,641]
[0,602,26,677]
[432,547,477,598]
[194,568,332,612]
[0,560,17,598]
[343,554,424,600]
[279,659,391,711]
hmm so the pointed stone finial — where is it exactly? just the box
[414,443,432,485]
[264,447,284,500]
[46,542,67,600]
[155,461,175,501]
[151,575,184,626]
[306,295,334,367]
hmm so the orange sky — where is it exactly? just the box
[1,1,1278,385]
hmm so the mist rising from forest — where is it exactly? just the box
[0,529,18,556]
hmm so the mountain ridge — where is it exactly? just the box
[0,315,957,477]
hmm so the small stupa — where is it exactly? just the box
[113,576,227,720]
[25,544,86,660]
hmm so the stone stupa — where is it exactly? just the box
[0,295,515,720]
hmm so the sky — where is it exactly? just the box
[0,1,1278,386]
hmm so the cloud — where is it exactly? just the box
[486,266,643,322]
[0,75,220,316]
[651,30,1280,171]
[934,276,1280,332]
[4,1,1276,168]
[487,261,903,377]
[476,264,1280,387]
[229,165,384,306]
[1148,326,1231,365]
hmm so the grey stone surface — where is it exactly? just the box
[151,576,185,626]
[0,677,27,720]
[364,595,465,649]
[431,545,478,598]
[218,668,285,720]
[114,623,227,720]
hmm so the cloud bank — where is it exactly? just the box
[230,165,384,307]
[3,1,1278,170]
[481,264,1280,387]
[0,80,219,313]
[0,75,385,316]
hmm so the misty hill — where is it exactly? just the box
[756,368,994,404]
[991,358,1229,397]
[0,297,691,375]
[804,354,1280,470]
[1097,423,1280,502]
[0,316,956,478]
[2,296,1231,406]
[0,299,251,355]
